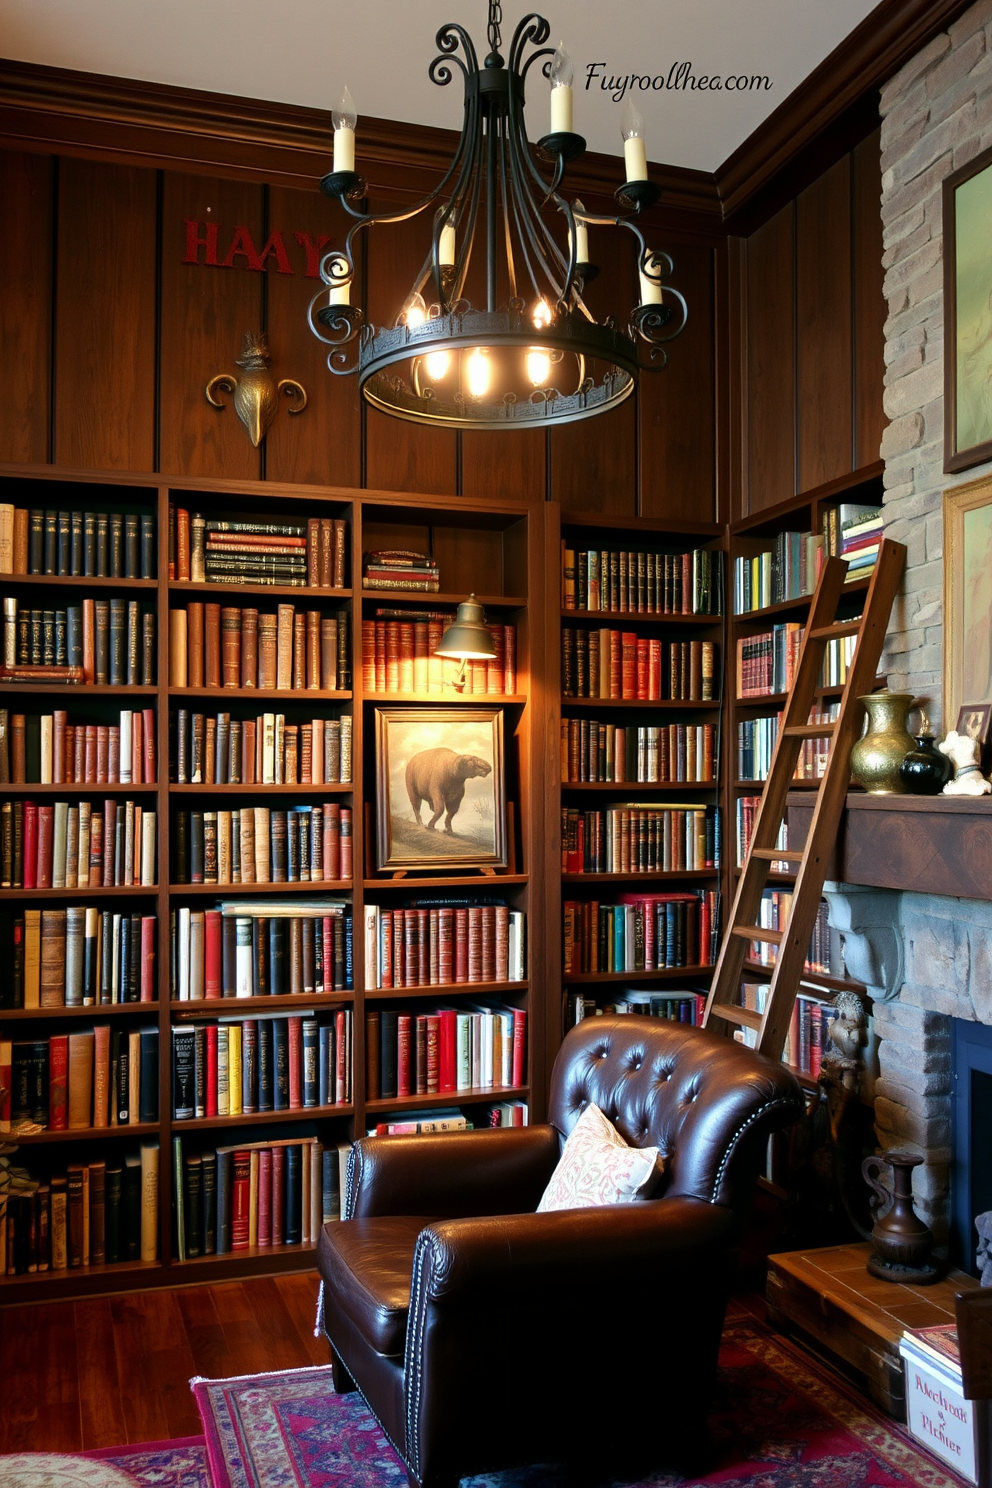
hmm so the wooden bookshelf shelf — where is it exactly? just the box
[168,686,352,701]
[560,870,717,882]
[563,966,714,983]
[365,979,528,1001]
[170,582,353,600]
[2,574,157,589]
[171,1240,316,1270]
[1,782,159,794]
[0,1257,162,1300]
[735,778,821,790]
[365,1085,528,1114]
[171,992,353,1017]
[560,608,720,626]
[0,683,158,695]
[168,782,353,795]
[560,779,717,792]
[173,1104,354,1132]
[364,873,528,890]
[13,1122,160,1144]
[562,697,719,710]
[731,574,871,622]
[361,590,525,608]
[2,884,158,899]
[169,880,352,894]
[0,1003,160,1020]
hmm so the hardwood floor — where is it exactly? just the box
[0,1271,328,1454]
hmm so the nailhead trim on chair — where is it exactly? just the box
[710,1096,802,1203]
[404,1227,442,1480]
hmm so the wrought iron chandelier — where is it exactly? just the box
[308,2,687,430]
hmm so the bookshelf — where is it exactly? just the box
[0,468,541,1301]
[551,510,725,1049]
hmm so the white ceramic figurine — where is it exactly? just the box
[939,730,992,795]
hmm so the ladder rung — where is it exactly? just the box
[707,1003,763,1032]
[731,924,784,946]
[782,722,836,738]
[751,848,804,863]
[810,620,861,641]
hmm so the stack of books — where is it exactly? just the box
[173,1135,336,1257]
[171,710,351,787]
[2,798,156,889]
[560,719,718,785]
[561,804,720,874]
[561,543,723,616]
[363,550,440,592]
[171,1011,351,1118]
[839,505,883,581]
[562,890,720,974]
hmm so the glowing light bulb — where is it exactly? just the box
[425,350,451,380]
[466,348,491,399]
[549,43,574,133]
[532,298,553,330]
[332,86,357,173]
[526,349,551,387]
[570,199,589,265]
[621,101,647,182]
[401,291,427,329]
[439,217,457,267]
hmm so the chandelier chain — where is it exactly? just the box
[487,0,502,53]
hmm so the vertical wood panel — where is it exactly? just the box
[551,221,637,515]
[54,158,157,471]
[745,202,795,513]
[158,173,264,480]
[0,150,53,464]
[639,242,716,523]
[796,155,853,490]
[853,130,886,469]
[363,212,458,494]
[461,428,546,502]
[265,183,362,489]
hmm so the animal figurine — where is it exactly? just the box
[938,730,992,795]
[405,748,492,834]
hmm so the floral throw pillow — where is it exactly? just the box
[537,1101,664,1212]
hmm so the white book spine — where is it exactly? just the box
[119,710,132,783]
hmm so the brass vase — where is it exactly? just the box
[850,690,916,794]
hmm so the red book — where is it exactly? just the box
[511,1009,527,1088]
[257,1147,273,1246]
[36,803,54,889]
[321,917,334,994]
[96,726,109,783]
[73,725,85,783]
[176,508,190,581]
[397,1014,412,1097]
[48,1035,69,1130]
[374,622,387,692]
[107,727,120,783]
[204,910,223,998]
[648,638,662,700]
[391,911,404,987]
[271,1146,285,1245]
[84,725,97,783]
[621,633,637,699]
[23,801,38,889]
[132,711,143,785]
[681,551,692,614]
[361,621,375,691]
[467,906,484,983]
[205,1024,218,1117]
[437,1009,457,1092]
[636,637,649,700]
[88,814,103,887]
[480,906,495,981]
[340,808,352,881]
[438,908,454,985]
[334,1008,349,1104]
[454,908,469,983]
[141,916,156,1001]
[417,909,429,986]
[379,909,393,989]
[288,1016,303,1109]
[230,1150,251,1249]
[53,711,66,783]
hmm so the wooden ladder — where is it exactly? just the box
[703,537,906,1061]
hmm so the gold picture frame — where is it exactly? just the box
[943,474,992,726]
[943,143,992,474]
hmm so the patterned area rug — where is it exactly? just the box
[191,1319,970,1488]
[83,1436,211,1488]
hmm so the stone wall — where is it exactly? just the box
[879,0,992,727]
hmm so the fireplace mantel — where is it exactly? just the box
[787,793,992,902]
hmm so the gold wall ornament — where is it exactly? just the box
[205,331,307,447]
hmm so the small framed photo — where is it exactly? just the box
[944,476,992,726]
[375,707,506,872]
[956,703,992,775]
[943,142,992,474]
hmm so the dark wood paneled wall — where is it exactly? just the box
[739,127,885,517]
[0,139,722,521]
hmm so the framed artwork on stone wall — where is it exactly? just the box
[944,475,992,725]
[944,142,992,474]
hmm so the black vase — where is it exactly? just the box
[898,733,952,794]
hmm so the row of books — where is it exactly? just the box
[172,804,353,886]
[363,902,526,990]
[369,1104,528,1134]
[560,719,718,784]
[560,543,723,616]
[366,1005,526,1099]
[736,624,802,698]
[747,891,843,976]
[0,504,155,580]
[0,907,156,1009]
[2,1027,158,1132]
[562,632,717,701]
[172,1011,352,1119]
[1,798,156,889]
[561,805,720,875]
[171,709,352,786]
[2,1148,158,1274]
[171,900,354,1000]
[170,510,348,589]
[735,797,790,870]
[733,530,823,614]
[168,604,351,691]
[562,890,720,974]
[1,596,155,686]
[361,616,516,695]
[736,705,838,782]
[737,984,841,1076]
[362,549,439,592]
[173,1137,338,1259]
[568,991,706,1028]
[0,709,157,785]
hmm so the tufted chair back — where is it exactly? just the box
[548,1014,804,1217]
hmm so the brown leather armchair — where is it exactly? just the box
[316,1015,804,1488]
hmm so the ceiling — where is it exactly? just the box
[0,0,882,173]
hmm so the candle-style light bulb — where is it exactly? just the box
[466,347,491,399]
[549,43,574,133]
[639,251,663,306]
[621,100,647,182]
[401,291,427,329]
[570,199,589,264]
[332,86,357,173]
[425,350,451,380]
[526,348,551,387]
[532,297,553,330]
[327,254,351,306]
[439,216,457,268]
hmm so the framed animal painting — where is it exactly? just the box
[374,708,506,871]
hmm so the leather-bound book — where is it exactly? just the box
[304,611,318,689]
[332,519,347,588]
[101,798,117,886]
[307,518,320,588]
[287,918,303,997]
[175,507,190,581]
[186,602,204,687]
[242,719,255,785]
[228,722,242,785]
[254,805,271,883]
[35,801,53,888]
[203,811,218,884]
[107,598,126,685]
[282,724,298,786]
[126,599,141,684]
[276,605,295,690]
[240,607,258,688]
[320,617,337,691]
[379,1009,398,1099]
[340,807,353,881]
[319,520,333,588]
[311,718,324,785]
[140,513,155,579]
[10,712,25,783]
[51,709,67,783]
[139,1144,159,1261]
[44,1034,68,1130]
[204,602,221,687]
[221,607,241,688]
[204,716,216,784]
[169,608,188,687]
[215,713,230,785]
[67,1030,94,1128]
[257,613,277,689]
[66,1163,86,1267]
[238,808,256,885]
[13,507,28,574]
[396,1014,412,1097]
